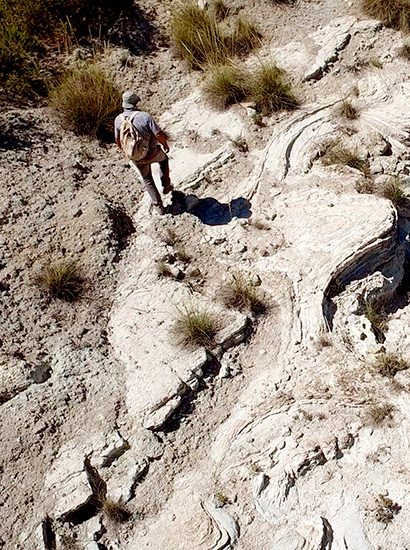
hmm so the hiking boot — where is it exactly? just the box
[162,181,174,195]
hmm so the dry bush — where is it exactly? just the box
[355,178,375,194]
[173,305,219,348]
[35,261,84,301]
[380,177,408,208]
[204,64,248,109]
[220,273,267,315]
[50,65,121,140]
[230,134,249,152]
[336,99,359,120]
[361,0,410,32]
[316,334,332,349]
[374,494,401,524]
[373,353,409,378]
[249,64,298,115]
[365,402,395,427]
[157,260,174,278]
[322,143,370,177]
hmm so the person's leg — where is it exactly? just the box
[158,157,173,195]
[130,161,164,209]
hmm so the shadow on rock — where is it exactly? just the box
[167,191,252,226]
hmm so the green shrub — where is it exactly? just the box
[204,64,248,108]
[49,65,121,140]
[173,305,219,348]
[249,64,297,115]
[35,261,84,301]
[361,0,410,32]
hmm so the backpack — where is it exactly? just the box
[119,112,149,162]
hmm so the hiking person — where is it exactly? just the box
[114,91,173,214]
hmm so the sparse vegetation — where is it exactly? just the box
[250,219,271,230]
[49,65,121,140]
[173,305,219,348]
[212,0,230,21]
[214,491,231,506]
[374,494,401,524]
[355,178,374,194]
[365,402,395,427]
[229,17,262,57]
[230,134,249,152]
[363,296,388,341]
[0,0,132,98]
[174,245,192,263]
[35,261,84,301]
[380,177,408,208]
[170,2,227,69]
[373,353,409,378]
[204,64,248,109]
[399,40,410,59]
[157,260,175,279]
[322,143,370,177]
[316,334,332,349]
[249,64,298,115]
[336,99,359,120]
[361,0,410,33]
[220,272,267,315]
[102,498,131,523]
[162,228,178,246]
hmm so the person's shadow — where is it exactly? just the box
[167,191,252,226]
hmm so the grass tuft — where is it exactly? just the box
[399,40,410,59]
[380,177,408,208]
[322,143,370,177]
[229,17,262,57]
[103,498,131,523]
[363,297,388,341]
[365,402,395,427]
[361,0,410,32]
[212,0,230,21]
[250,64,298,115]
[220,273,267,315]
[173,305,219,348]
[204,64,248,109]
[49,65,121,140]
[336,99,359,120]
[170,2,228,69]
[373,353,409,378]
[35,261,84,301]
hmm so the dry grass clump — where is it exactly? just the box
[170,1,261,70]
[173,305,219,348]
[211,0,230,21]
[399,40,410,58]
[229,17,262,57]
[336,99,359,120]
[380,177,408,208]
[250,64,298,115]
[355,178,374,194]
[365,402,395,426]
[363,296,388,340]
[220,273,267,315]
[374,494,401,524]
[373,353,409,378]
[361,0,410,32]
[322,143,370,177]
[50,65,121,140]
[35,261,84,301]
[103,498,131,523]
[204,64,248,108]
[170,2,227,69]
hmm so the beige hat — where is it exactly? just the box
[122,90,140,109]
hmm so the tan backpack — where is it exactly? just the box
[119,112,149,162]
